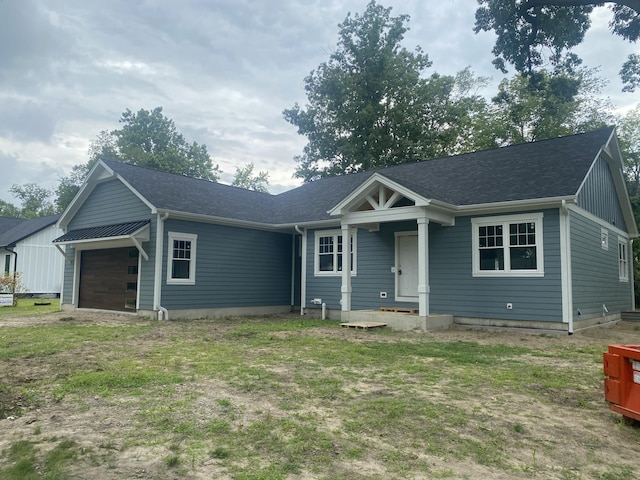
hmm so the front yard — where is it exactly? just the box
[1,310,639,479]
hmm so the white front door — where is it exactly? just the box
[396,233,418,301]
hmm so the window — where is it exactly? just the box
[167,232,197,284]
[3,254,10,275]
[601,228,609,250]
[619,237,629,282]
[472,213,544,277]
[314,230,356,276]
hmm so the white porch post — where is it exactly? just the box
[417,216,430,317]
[341,223,352,312]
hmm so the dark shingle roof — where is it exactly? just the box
[102,160,278,224]
[53,220,150,243]
[101,127,614,225]
[0,214,61,248]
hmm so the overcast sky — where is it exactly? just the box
[1,0,639,206]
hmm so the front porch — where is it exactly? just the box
[341,309,453,331]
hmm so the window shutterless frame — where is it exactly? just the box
[313,229,357,276]
[471,213,544,277]
[166,232,197,285]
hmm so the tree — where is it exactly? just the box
[9,184,55,218]
[284,1,488,182]
[0,199,20,217]
[474,1,640,91]
[618,105,640,195]
[56,107,221,211]
[232,163,270,193]
[483,68,613,145]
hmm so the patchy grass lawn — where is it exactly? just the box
[1,311,639,479]
[0,298,60,318]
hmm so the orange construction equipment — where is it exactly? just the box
[603,345,640,423]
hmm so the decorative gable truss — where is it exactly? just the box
[328,173,455,227]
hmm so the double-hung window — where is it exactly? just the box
[314,230,356,276]
[167,232,197,285]
[472,213,544,277]
[618,237,629,282]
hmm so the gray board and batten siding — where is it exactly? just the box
[577,155,627,231]
[160,219,293,311]
[61,180,157,311]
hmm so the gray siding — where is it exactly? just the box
[306,211,564,323]
[570,210,632,319]
[62,180,156,310]
[61,246,75,306]
[577,155,627,231]
[430,210,563,322]
[161,219,292,309]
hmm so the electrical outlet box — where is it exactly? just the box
[506,303,513,310]
[380,292,387,299]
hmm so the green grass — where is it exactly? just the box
[0,297,60,318]
[1,314,639,479]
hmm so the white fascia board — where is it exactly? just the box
[598,147,639,237]
[568,204,633,239]
[328,173,430,216]
[158,209,287,232]
[455,196,576,216]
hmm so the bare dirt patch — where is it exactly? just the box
[1,312,639,479]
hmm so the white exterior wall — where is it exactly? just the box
[13,225,65,295]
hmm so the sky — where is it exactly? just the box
[1,0,639,206]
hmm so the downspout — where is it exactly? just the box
[154,213,169,320]
[632,239,636,311]
[561,200,574,335]
[295,225,306,316]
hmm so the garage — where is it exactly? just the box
[78,247,139,311]
[52,220,151,313]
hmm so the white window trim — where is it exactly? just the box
[618,236,629,283]
[472,213,545,277]
[314,229,357,277]
[166,232,197,285]
[601,228,609,251]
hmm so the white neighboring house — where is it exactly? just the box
[0,214,64,296]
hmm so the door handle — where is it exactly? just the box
[398,269,402,275]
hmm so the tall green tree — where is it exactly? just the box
[232,163,269,193]
[474,1,640,91]
[8,184,55,218]
[618,105,640,195]
[284,1,488,182]
[483,68,613,145]
[56,107,221,211]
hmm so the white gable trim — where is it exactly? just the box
[328,173,431,216]
[57,160,156,230]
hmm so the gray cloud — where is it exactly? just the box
[0,0,637,207]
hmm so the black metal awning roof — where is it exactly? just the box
[53,220,150,243]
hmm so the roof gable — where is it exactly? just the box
[57,127,629,231]
[0,214,61,248]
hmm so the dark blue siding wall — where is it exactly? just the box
[570,210,632,318]
[63,180,156,310]
[161,219,292,309]
[430,210,563,322]
[578,156,627,231]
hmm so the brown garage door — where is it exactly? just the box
[78,247,139,312]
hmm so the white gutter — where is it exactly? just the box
[154,212,169,320]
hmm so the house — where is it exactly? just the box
[54,126,637,332]
[0,214,64,296]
